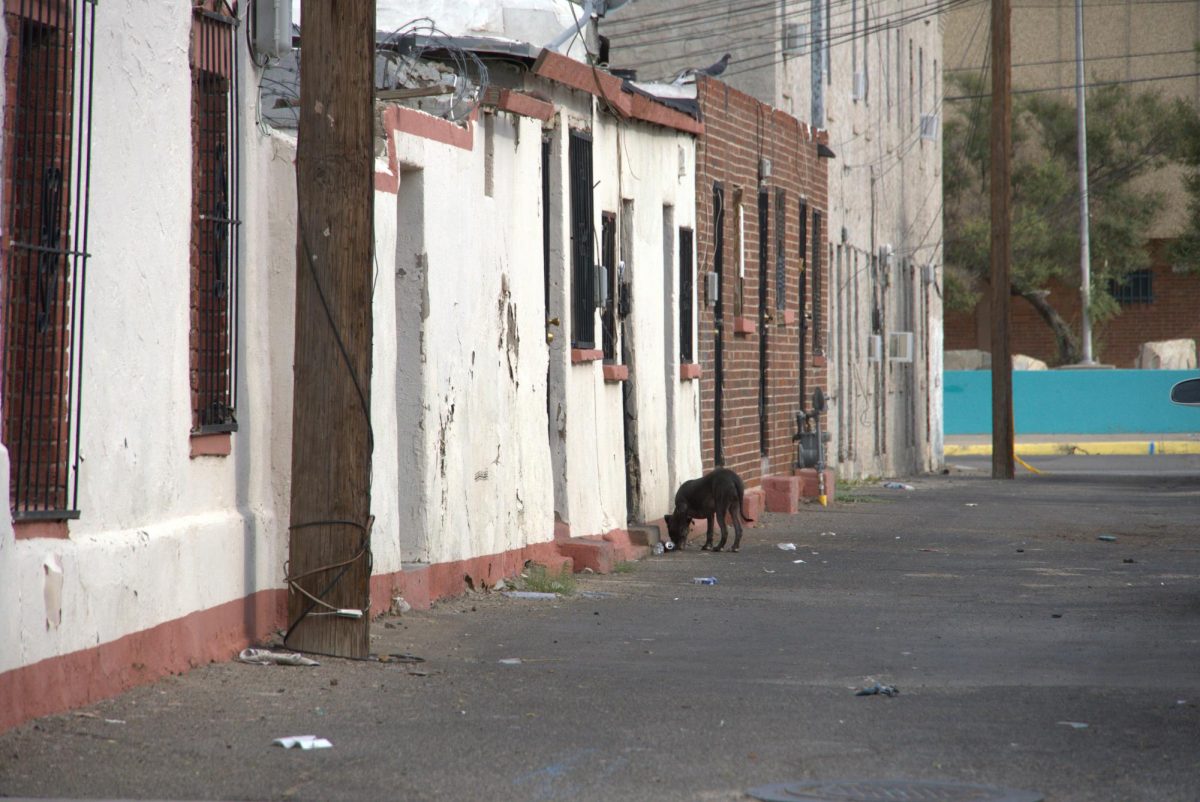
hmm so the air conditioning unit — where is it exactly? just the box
[867,334,883,363]
[920,113,940,141]
[888,331,914,363]
[852,71,866,101]
[783,22,807,55]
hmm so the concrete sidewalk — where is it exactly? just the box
[945,432,1200,456]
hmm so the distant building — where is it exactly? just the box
[603,1,946,477]
[942,0,1200,367]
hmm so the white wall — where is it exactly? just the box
[0,1,296,674]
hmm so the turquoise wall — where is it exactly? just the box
[944,370,1200,434]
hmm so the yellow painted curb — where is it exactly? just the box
[945,441,1200,457]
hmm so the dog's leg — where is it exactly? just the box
[700,514,715,550]
[730,501,744,552]
[713,510,730,552]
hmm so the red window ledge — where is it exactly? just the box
[15,520,70,540]
[782,309,798,326]
[679,363,702,380]
[733,317,755,335]
[571,348,604,364]
[812,354,827,367]
[603,364,629,382]
[190,432,232,458]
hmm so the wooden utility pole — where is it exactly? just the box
[286,1,376,657]
[989,0,1014,479]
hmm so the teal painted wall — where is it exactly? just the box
[944,370,1200,434]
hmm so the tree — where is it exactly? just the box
[943,74,1199,365]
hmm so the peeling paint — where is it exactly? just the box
[43,554,63,630]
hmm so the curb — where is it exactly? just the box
[945,441,1200,457]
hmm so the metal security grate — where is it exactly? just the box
[712,182,725,466]
[812,209,823,354]
[600,212,617,361]
[568,131,595,348]
[2,0,97,520]
[190,2,240,432]
[775,188,786,310]
[758,188,769,455]
[1108,268,1153,305]
[679,227,694,363]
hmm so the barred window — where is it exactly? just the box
[679,227,694,363]
[1109,269,1153,305]
[568,131,595,349]
[1,0,97,520]
[190,2,240,432]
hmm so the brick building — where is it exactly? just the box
[692,76,830,500]
[943,1,1200,367]
[944,243,1200,367]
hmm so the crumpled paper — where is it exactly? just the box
[238,648,319,667]
[273,735,332,750]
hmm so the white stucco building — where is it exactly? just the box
[0,0,702,730]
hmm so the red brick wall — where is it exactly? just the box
[944,243,1200,367]
[694,77,830,488]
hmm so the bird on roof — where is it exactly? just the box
[670,53,732,84]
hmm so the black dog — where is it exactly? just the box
[663,468,752,552]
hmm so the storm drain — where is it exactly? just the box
[746,780,1043,802]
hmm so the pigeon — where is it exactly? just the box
[700,53,732,77]
[670,53,732,84]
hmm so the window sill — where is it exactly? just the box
[733,317,755,335]
[14,519,71,540]
[571,348,604,364]
[782,309,797,326]
[602,364,629,382]
[812,353,827,367]
[190,431,232,458]
[679,362,702,381]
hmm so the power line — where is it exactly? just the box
[945,68,1200,100]
[947,46,1200,73]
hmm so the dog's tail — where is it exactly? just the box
[736,479,754,523]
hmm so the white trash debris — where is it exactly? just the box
[503,591,559,600]
[239,648,320,667]
[883,481,915,490]
[274,735,333,750]
[777,543,797,551]
[498,658,523,666]
[1057,721,1089,730]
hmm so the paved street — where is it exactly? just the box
[2,470,1198,802]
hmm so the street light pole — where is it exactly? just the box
[1075,0,1096,365]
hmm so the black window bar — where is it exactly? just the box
[679,227,694,363]
[191,2,240,432]
[2,0,97,521]
[1109,269,1153,305]
[568,131,595,349]
[600,212,617,361]
[774,188,786,311]
[812,209,823,354]
[713,182,725,467]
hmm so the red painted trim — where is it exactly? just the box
[782,309,798,326]
[189,432,231,458]
[14,520,69,540]
[679,362,702,380]
[532,50,634,117]
[374,106,476,194]
[628,92,704,135]
[571,348,604,363]
[494,89,555,122]
[0,588,286,733]
[733,316,755,335]
[602,364,629,382]
[812,354,827,367]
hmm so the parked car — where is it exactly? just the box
[1169,378,1200,406]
